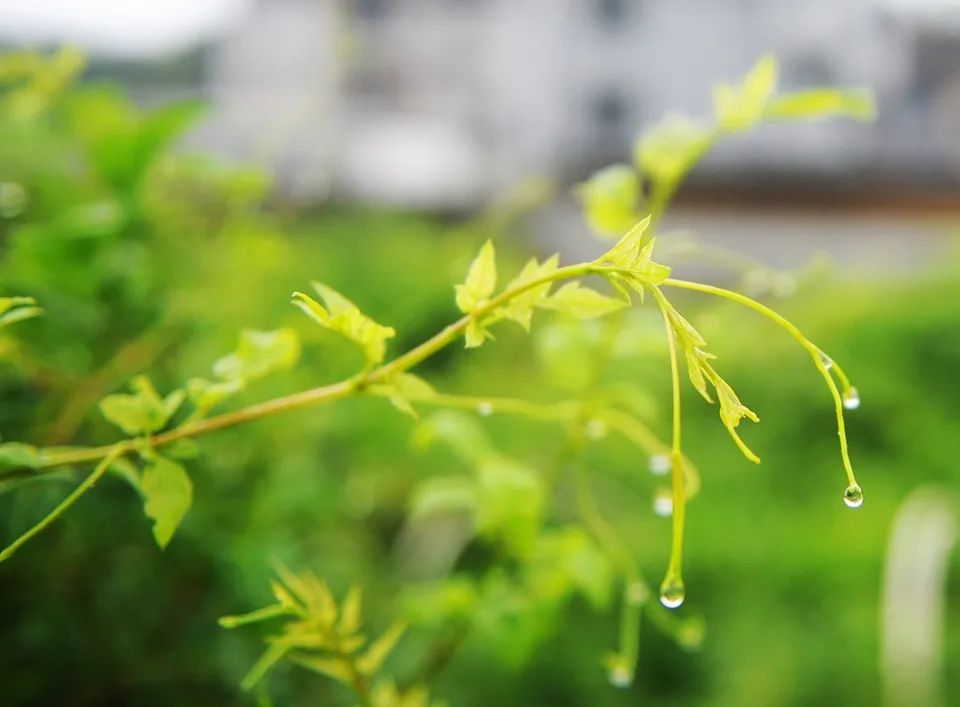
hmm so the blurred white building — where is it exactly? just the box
[6,0,960,207]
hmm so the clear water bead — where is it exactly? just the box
[819,352,833,370]
[653,487,673,517]
[606,655,632,688]
[649,454,670,476]
[476,401,494,417]
[843,483,864,508]
[842,387,861,410]
[659,576,686,609]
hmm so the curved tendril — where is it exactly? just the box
[0,447,124,563]
[660,278,860,491]
[653,290,686,607]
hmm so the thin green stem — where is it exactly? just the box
[0,447,123,562]
[661,278,859,488]
[653,290,686,592]
[29,263,597,474]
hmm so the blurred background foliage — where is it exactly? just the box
[0,48,959,707]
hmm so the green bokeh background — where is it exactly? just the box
[1,60,958,707]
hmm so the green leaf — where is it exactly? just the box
[498,255,559,331]
[634,115,713,185]
[186,377,244,418]
[0,296,41,328]
[289,653,353,684]
[292,284,395,365]
[713,55,778,133]
[141,455,193,548]
[413,411,495,463]
[0,442,43,471]
[715,377,761,463]
[409,476,476,520]
[537,281,626,319]
[357,622,407,675]
[338,586,363,636]
[455,240,497,313]
[601,216,652,269]
[213,328,301,383]
[475,459,544,555]
[464,318,490,349]
[99,375,185,435]
[528,527,613,610]
[575,165,641,238]
[765,88,876,121]
[370,373,435,418]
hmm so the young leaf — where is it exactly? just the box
[765,88,876,121]
[186,377,244,418]
[140,455,193,548]
[99,375,185,436]
[634,115,713,185]
[289,654,353,684]
[464,318,491,349]
[369,372,435,418]
[212,328,300,383]
[409,476,477,520]
[715,377,761,463]
[455,240,497,313]
[292,284,395,365]
[537,281,626,319]
[575,164,641,238]
[0,442,43,471]
[713,55,778,133]
[0,296,41,328]
[337,586,363,636]
[498,255,559,331]
[357,621,407,675]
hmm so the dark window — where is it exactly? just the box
[354,0,388,20]
[594,0,628,25]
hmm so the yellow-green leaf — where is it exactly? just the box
[141,455,193,548]
[357,621,407,675]
[455,240,497,313]
[715,378,761,463]
[292,284,396,365]
[765,88,876,121]
[575,164,641,238]
[538,281,626,319]
[99,375,185,435]
[713,55,778,133]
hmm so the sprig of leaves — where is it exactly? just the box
[220,566,427,704]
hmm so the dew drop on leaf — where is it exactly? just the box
[476,401,494,417]
[659,576,685,609]
[653,486,673,517]
[842,387,860,410]
[819,352,833,370]
[648,454,670,475]
[843,483,864,508]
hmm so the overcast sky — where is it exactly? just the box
[0,0,253,57]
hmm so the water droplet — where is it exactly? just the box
[585,418,607,440]
[659,575,685,609]
[648,454,670,476]
[476,401,494,417]
[842,387,860,410]
[606,655,632,688]
[843,483,864,508]
[652,486,673,517]
[819,352,833,370]
[626,581,649,606]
